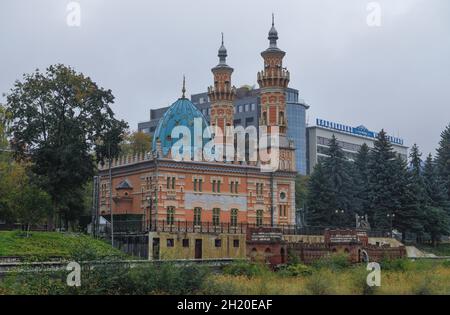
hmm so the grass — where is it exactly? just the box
[0,230,124,261]
[417,243,450,256]
[204,261,450,295]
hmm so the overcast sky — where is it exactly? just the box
[1,0,449,157]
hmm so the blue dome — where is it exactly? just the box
[152,97,210,158]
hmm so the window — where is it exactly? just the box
[212,180,216,192]
[167,239,174,247]
[234,182,239,193]
[167,177,170,189]
[245,104,249,112]
[194,207,202,226]
[213,208,220,226]
[182,239,189,247]
[256,183,263,196]
[194,178,198,192]
[167,206,175,225]
[256,210,263,226]
[233,239,240,248]
[217,180,221,193]
[215,239,222,247]
[238,105,243,113]
[231,209,238,227]
[172,177,175,189]
[251,103,256,111]
[230,181,234,193]
[198,179,203,192]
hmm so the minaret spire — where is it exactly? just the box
[268,13,279,49]
[218,32,228,65]
[181,75,186,98]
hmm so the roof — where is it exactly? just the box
[152,97,210,157]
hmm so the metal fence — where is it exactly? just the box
[104,220,329,235]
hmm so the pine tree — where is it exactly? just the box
[306,161,336,226]
[396,148,425,239]
[423,154,450,211]
[354,143,370,215]
[422,153,450,245]
[367,130,399,229]
[322,135,355,227]
[436,123,450,199]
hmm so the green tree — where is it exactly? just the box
[119,131,152,156]
[14,184,52,237]
[322,135,355,227]
[436,123,450,199]
[422,153,450,246]
[295,174,309,225]
[395,153,424,240]
[306,162,335,226]
[367,130,400,229]
[5,64,128,230]
[353,143,371,215]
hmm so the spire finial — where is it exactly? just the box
[181,75,186,98]
[221,32,224,45]
[272,13,274,26]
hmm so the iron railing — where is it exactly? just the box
[104,219,330,235]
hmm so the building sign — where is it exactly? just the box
[316,118,404,146]
[251,232,283,242]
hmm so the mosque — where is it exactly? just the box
[97,18,299,260]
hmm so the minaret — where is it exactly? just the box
[257,15,295,171]
[208,33,236,132]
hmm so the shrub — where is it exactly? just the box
[312,253,350,271]
[222,261,269,278]
[278,264,313,277]
[380,258,413,272]
[304,272,334,295]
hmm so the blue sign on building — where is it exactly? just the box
[316,118,404,146]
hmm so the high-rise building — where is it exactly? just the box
[306,118,408,174]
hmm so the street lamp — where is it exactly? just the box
[335,209,345,228]
[387,213,395,238]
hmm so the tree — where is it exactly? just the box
[395,154,424,239]
[422,153,450,246]
[14,184,52,237]
[436,123,450,199]
[119,131,152,156]
[322,135,356,227]
[306,162,335,226]
[5,64,128,229]
[354,143,371,215]
[295,174,309,225]
[367,130,400,229]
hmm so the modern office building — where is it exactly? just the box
[138,87,309,174]
[306,118,408,174]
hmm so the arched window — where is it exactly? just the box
[212,208,220,226]
[256,210,264,227]
[231,209,238,227]
[279,111,285,125]
[194,207,202,226]
[167,206,175,225]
